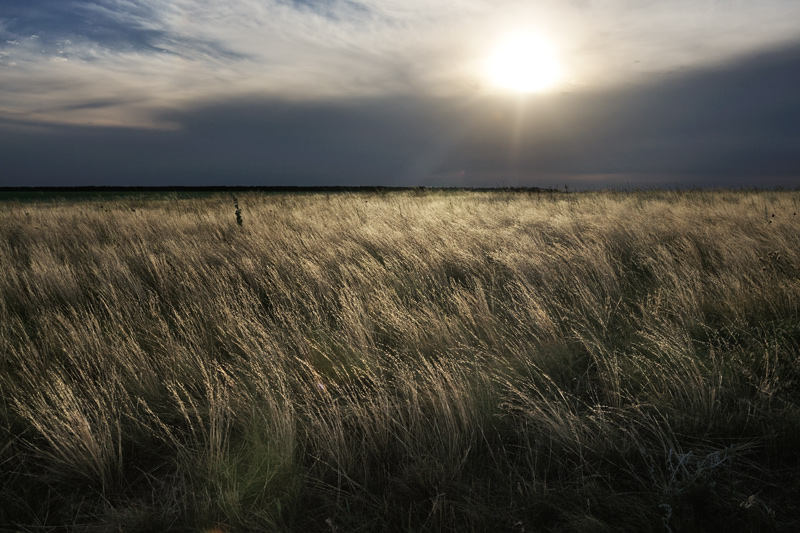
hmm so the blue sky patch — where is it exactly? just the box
[1,0,164,52]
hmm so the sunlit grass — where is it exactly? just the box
[1,189,799,531]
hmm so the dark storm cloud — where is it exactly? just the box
[0,97,467,186]
[2,41,799,188]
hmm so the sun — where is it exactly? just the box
[486,32,562,93]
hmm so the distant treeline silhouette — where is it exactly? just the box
[0,185,559,194]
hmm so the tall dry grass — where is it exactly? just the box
[1,189,799,531]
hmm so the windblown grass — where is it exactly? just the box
[1,189,799,531]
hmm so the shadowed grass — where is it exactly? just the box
[1,189,799,531]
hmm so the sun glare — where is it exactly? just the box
[486,32,562,93]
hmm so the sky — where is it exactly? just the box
[1,0,799,188]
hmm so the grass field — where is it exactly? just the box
[1,189,799,531]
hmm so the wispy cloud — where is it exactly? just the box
[1,0,800,128]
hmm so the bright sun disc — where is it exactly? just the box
[487,33,561,93]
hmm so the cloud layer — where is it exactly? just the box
[3,0,800,127]
[1,1,799,186]
[2,40,799,188]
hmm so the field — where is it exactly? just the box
[1,190,799,531]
